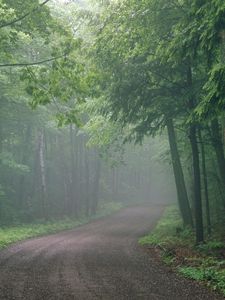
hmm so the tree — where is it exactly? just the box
[86,0,194,228]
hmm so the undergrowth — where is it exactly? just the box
[139,205,225,297]
[0,201,123,249]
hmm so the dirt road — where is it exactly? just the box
[0,205,222,300]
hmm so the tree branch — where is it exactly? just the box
[0,54,66,68]
[0,0,51,29]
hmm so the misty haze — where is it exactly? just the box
[0,0,224,299]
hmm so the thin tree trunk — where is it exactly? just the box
[112,167,115,200]
[84,146,90,216]
[38,129,47,220]
[29,131,40,219]
[91,151,101,215]
[18,126,32,209]
[166,118,193,227]
[69,124,78,217]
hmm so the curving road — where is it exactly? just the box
[0,205,222,300]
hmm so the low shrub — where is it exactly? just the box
[139,204,225,297]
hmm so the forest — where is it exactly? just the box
[0,0,225,298]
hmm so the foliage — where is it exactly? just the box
[197,241,225,253]
[0,0,225,278]
[179,266,225,295]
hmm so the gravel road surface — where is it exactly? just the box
[0,205,223,300]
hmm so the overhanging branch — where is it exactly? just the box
[0,54,66,68]
[0,0,51,29]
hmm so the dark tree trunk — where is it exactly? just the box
[210,158,225,210]
[0,120,2,223]
[187,65,204,243]
[166,118,193,227]
[0,118,2,155]
[199,130,211,235]
[189,125,204,243]
[211,119,225,208]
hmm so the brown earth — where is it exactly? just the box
[0,204,223,300]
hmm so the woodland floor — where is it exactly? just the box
[0,204,223,300]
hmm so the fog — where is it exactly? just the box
[0,105,175,226]
[0,0,224,298]
[0,0,178,227]
[100,136,176,206]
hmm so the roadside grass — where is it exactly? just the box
[0,201,123,249]
[139,205,225,297]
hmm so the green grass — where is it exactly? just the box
[139,205,225,297]
[139,205,194,247]
[179,266,225,294]
[0,201,123,249]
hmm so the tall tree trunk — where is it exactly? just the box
[210,158,225,211]
[216,29,225,208]
[0,118,3,154]
[29,131,40,219]
[189,125,204,243]
[38,129,47,220]
[199,130,211,235]
[84,146,90,216]
[112,167,119,201]
[112,167,115,200]
[91,150,101,215]
[211,119,225,208]
[166,118,193,227]
[0,118,3,223]
[18,126,32,209]
[69,124,78,217]
[58,135,69,216]
[187,65,204,243]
